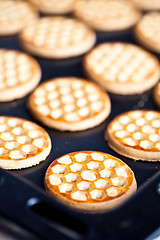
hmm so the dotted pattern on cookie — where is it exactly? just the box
[20,17,93,49]
[0,49,39,90]
[45,151,134,203]
[85,43,158,83]
[109,110,160,151]
[0,0,37,27]
[135,12,160,45]
[0,117,49,160]
[74,0,139,27]
[31,78,109,123]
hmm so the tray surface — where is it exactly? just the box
[0,19,160,240]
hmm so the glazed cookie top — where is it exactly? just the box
[29,77,110,123]
[0,116,50,162]
[108,110,160,152]
[45,151,135,204]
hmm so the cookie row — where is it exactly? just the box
[0,0,141,35]
[0,110,159,212]
[1,0,160,54]
[1,0,159,34]
[30,0,160,14]
[1,109,159,169]
[18,13,160,57]
[0,45,159,103]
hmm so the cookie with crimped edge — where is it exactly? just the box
[28,77,111,131]
[105,110,160,161]
[19,16,96,59]
[45,151,137,212]
[73,0,141,31]
[0,0,38,36]
[0,49,41,102]
[0,116,51,170]
[30,0,77,14]
[154,82,160,108]
[134,12,160,53]
[128,0,160,10]
[84,42,160,95]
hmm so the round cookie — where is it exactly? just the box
[0,0,38,36]
[0,49,41,102]
[128,0,160,10]
[134,12,160,53]
[45,151,137,212]
[28,77,111,131]
[19,16,96,59]
[84,42,160,95]
[73,0,141,31]
[154,82,160,108]
[30,0,77,14]
[0,116,51,170]
[105,110,160,161]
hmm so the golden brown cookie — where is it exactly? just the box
[73,0,141,31]
[0,116,51,169]
[30,0,77,14]
[0,0,38,36]
[128,0,160,10]
[45,151,137,212]
[0,49,41,102]
[84,42,160,95]
[134,12,160,53]
[19,16,96,59]
[105,110,160,161]
[28,77,111,131]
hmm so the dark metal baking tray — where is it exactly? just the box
[0,26,160,240]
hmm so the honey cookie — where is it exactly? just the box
[0,49,41,102]
[128,0,160,10]
[45,151,137,212]
[105,110,160,161]
[73,0,141,31]
[28,77,111,131]
[84,42,160,95]
[0,116,51,169]
[30,0,77,14]
[134,12,160,53]
[154,82,160,108]
[0,0,38,36]
[19,16,96,59]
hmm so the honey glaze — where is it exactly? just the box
[45,151,134,203]
[0,117,48,161]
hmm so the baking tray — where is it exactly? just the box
[0,25,160,240]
